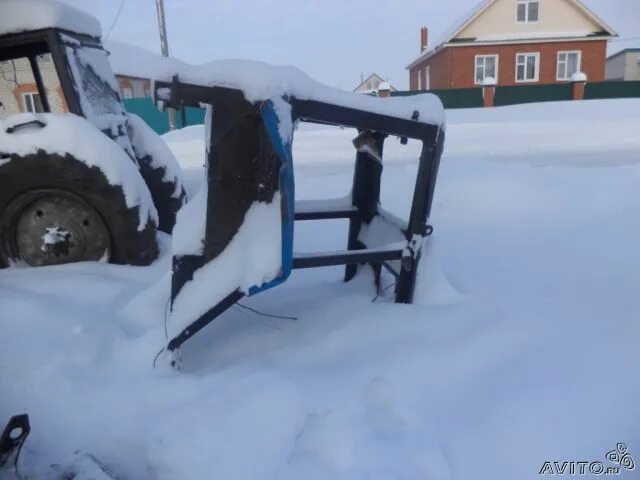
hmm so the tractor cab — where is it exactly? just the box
[0,25,131,152]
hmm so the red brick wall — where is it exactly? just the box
[410,40,607,90]
[410,49,453,90]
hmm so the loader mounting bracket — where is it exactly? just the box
[155,77,444,354]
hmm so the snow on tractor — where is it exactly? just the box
[1,0,444,475]
[0,2,186,269]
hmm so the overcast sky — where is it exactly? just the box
[60,0,640,90]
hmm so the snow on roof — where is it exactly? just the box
[0,0,102,38]
[407,0,490,68]
[105,40,171,80]
[378,81,391,91]
[154,59,444,126]
[432,0,491,51]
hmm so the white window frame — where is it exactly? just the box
[556,50,581,81]
[417,69,423,90]
[474,54,499,85]
[122,87,133,99]
[516,0,539,24]
[22,92,42,113]
[425,65,431,90]
[515,52,540,83]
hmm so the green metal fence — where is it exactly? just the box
[494,83,573,107]
[124,81,640,134]
[123,98,206,134]
[392,88,483,109]
[584,81,640,100]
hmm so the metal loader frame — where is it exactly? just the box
[156,78,444,352]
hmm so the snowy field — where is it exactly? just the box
[2,99,640,479]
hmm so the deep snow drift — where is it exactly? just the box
[1,99,639,479]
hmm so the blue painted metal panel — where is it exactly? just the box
[248,100,295,295]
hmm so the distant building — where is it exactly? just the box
[105,40,166,99]
[354,73,397,94]
[606,49,640,81]
[407,0,617,91]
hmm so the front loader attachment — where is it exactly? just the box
[155,67,444,358]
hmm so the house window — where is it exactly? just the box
[418,69,423,90]
[516,53,540,82]
[22,92,44,113]
[475,55,498,84]
[517,0,539,23]
[122,87,133,99]
[557,51,581,80]
[425,66,431,90]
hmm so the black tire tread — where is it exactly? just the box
[0,150,158,268]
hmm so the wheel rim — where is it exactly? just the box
[3,190,111,267]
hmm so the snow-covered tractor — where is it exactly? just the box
[0,1,185,269]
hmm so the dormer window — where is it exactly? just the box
[517,0,539,23]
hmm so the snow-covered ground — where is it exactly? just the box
[2,99,640,479]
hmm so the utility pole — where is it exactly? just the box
[155,0,176,130]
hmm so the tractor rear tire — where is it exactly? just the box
[0,150,158,268]
[137,158,186,234]
[127,114,186,234]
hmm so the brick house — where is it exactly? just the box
[407,0,617,91]
[105,40,159,99]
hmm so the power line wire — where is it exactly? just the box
[105,0,128,41]
[236,302,298,321]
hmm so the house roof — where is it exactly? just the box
[354,73,385,92]
[105,40,172,80]
[353,73,397,92]
[406,0,618,69]
[606,48,640,61]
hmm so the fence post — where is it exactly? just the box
[571,72,587,101]
[377,82,391,98]
[482,77,496,107]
